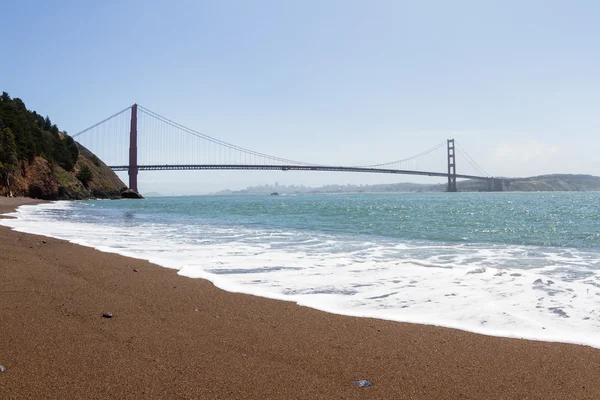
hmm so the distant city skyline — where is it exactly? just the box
[3,1,599,194]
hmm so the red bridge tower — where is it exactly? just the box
[129,104,138,192]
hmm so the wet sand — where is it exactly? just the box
[1,197,599,399]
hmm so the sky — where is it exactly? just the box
[2,0,599,194]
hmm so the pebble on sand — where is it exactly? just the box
[133,268,139,272]
[102,312,113,318]
[0,365,6,372]
[352,380,372,387]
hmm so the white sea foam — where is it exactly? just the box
[2,201,600,348]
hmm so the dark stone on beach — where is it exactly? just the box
[42,240,46,244]
[0,365,6,372]
[102,312,113,318]
[533,278,543,284]
[120,188,144,199]
[352,380,372,388]
[133,268,139,272]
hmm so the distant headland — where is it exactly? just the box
[215,174,600,195]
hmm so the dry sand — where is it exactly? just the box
[1,197,599,399]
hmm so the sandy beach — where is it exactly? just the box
[1,198,599,399]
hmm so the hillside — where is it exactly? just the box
[438,174,600,192]
[504,174,600,192]
[0,92,131,200]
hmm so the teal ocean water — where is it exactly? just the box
[3,192,600,347]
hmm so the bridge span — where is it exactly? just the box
[74,104,500,193]
[108,164,489,181]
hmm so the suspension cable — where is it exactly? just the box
[137,105,317,166]
[71,103,462,172]
[455,141,489,177]
[352,141,446,168]
[71,106,132,138]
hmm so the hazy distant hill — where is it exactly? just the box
[144,192,164,197]
[215,181,437,195]
[505,174,600,192]
[218,174,600,195]
[424,174,600,192]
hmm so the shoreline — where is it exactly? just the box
[0,197,47,217]
[5,198,600,350]
[1,198,600,399]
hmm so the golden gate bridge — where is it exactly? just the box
[72,104,502,193]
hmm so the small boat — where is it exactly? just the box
[270,192,279,196]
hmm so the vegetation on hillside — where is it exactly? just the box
[0,92,79,174]
[0,92,126,199]
[0,127,18,192]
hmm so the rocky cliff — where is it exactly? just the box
[2,144,127,200]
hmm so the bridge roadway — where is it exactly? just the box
[109,164,489,181]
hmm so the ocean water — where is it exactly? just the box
[2,192,600,348]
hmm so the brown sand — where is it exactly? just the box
[0,198,599,399]
[0,197,47,217]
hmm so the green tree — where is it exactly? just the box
[76,164,93,187]
[0,127,18,195]
[64,135,79,170]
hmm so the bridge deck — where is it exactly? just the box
[108,164,488,180]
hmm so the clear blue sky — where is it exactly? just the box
[2,1,599,193]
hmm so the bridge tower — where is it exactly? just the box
[129,104,138,192]
[447,139,457,192]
